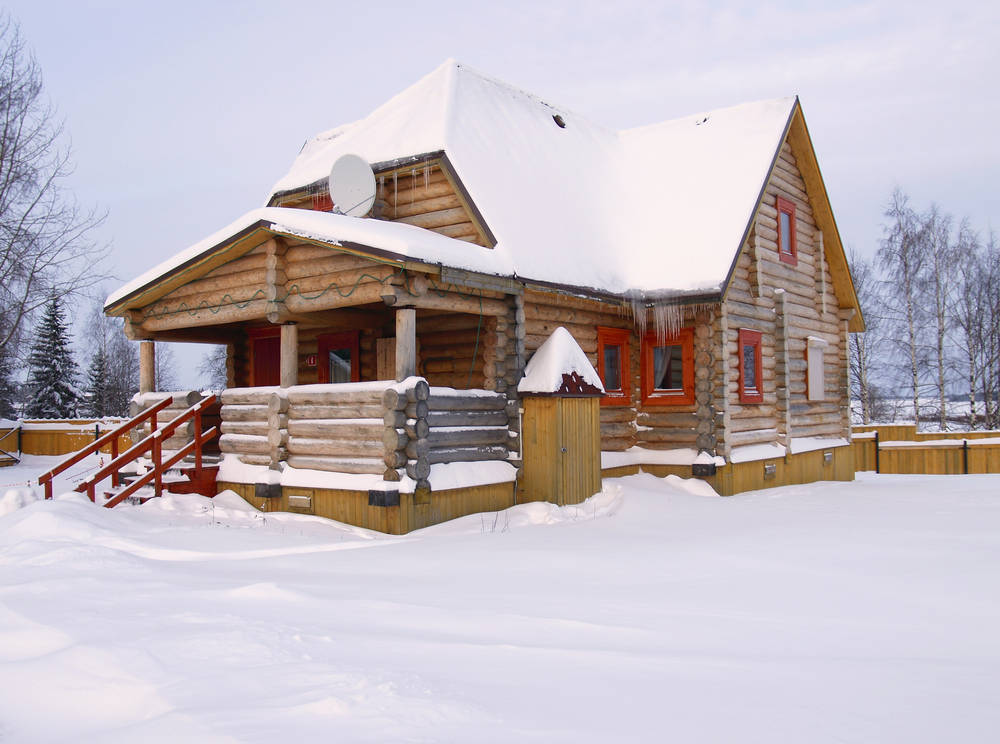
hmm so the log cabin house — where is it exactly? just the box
[104,60,863,533]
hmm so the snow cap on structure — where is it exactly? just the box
[518,327,604,396]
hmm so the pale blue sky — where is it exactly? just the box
[7,0,998,386]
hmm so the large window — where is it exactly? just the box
[776,196,797,266]
[640,328,694,406]
[738,328,763,404]
[597,327,630,406]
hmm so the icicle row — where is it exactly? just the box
[411,169,417,204]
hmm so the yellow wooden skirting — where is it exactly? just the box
[610,445,855,496]
[217,480,515,535]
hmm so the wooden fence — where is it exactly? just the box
[2,420,132,457]
[852,426,1000,474]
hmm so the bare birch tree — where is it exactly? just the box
[922,205,958,429]
[878,189,928,426]
[847,249,885,424]
[0,16,106,360]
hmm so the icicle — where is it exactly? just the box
[393,171,398,216]
[424,165,430,194]
[652,303,682,343]
[411,169,417,204]
[378,175,385,199]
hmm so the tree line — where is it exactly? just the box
[850,189,999,430]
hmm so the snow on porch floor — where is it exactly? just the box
[0,470,998,742]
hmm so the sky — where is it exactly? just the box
[6,0,999,388]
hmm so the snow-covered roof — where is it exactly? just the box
[109,61,800,310]
[518,327,604,395]
[268,60,795,298]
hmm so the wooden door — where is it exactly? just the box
[251,335,280,386]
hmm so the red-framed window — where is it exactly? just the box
[776,196,797,265]
[738,328,763,404]
[317,331,360,383]
[597,327,630,406]
[247,326,281,387]
[640,327,694,406]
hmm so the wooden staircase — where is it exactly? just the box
[38,395,220,508]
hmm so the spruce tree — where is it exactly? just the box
[24,296,80,418]
[82,346,109,417]
[0,348,17,419]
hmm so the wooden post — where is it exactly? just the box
[395,307,416,381]
[139,341,155,393]
[280,322,298,388]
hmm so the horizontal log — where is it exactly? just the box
[637,411,698,427]
[288,388,385,406]
[283,281,387,314]
[220,433,270,454]
[426,392,507,412]
[287,420,384,439]
[220,421,269,437]
[426,410,508,427]
[601,421,637,438]
[388,193,462,220]
[383,449,407,468]
[385,177,453,206]
[286,437,384,457]
[393,207,469,230]
[284,455,385,475]
[727,428,779,447]
[236,453,272,466]
[600,436,633,452]
[600,407,636,424]
[288,403,384,419]
[405,438,430,460]
[165,268,268,301]
[636,428,697,443]
[203,252,269,277]
[220,404,269,423]
[426,445,509,464]
[285,253,375,280]
[427,427,509,447]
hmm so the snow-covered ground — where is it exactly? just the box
[1,458,998,742]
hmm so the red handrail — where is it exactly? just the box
[76,394,219,505]
[38,397,174,499]
[103,425,219,508]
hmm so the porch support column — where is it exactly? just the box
[280,322,298,388]
[139,341,156,393]
[395,307,416,381]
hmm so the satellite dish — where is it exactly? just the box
[328,154,376,217]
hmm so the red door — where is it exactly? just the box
[251,335,280,386]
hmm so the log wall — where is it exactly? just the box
[274,162,489,247]
[719,141,849,455]
[130,391,220,454]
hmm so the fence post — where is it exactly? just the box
[94,424,99,442]
[874,430,880,474]
[963,439,969,475]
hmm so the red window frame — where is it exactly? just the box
[640,327,695,406]
[776,196,798,266]
[317,331,360,383]
[596,327,631,406]
[738,328,763,404]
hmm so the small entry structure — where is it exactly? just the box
[518,328,604,505]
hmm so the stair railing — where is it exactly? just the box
[76,394,219,508]
[38,397,174,499]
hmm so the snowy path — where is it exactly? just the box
[1,469,998,742]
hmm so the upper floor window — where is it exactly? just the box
[597,327,630,406]
[640,328,694,406]
[777,196,797,265]
[738,328,763,404]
